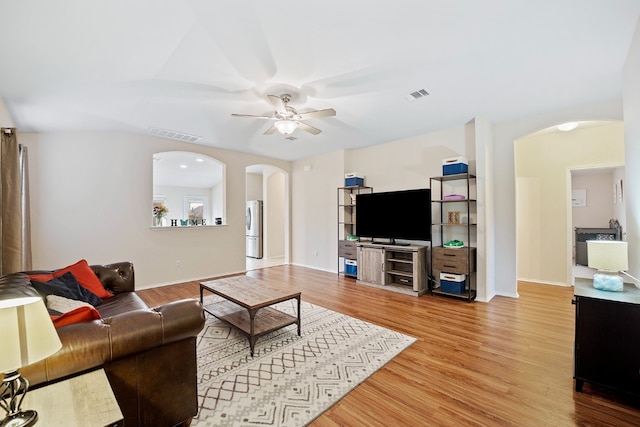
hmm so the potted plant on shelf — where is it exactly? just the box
[153,203,169,226]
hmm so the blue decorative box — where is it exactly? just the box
[442,156,468,176]
[440,273,466,294]
[345,260,357,276]
[345,177,364,187]
[345,173,364,187]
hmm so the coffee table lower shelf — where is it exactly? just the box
[203,300,299,356]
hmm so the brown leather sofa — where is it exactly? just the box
[0,262,205,427]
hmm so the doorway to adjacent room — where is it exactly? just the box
[245,164,289,271]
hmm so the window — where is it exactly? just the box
[184,196,208,225]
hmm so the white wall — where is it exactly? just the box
[291,150,345,271]
[23,131,290,288]
[211,181,224,222]
[571,172,615,229]
[613,167,626,235]
[265,171,285,259]
[345,126,466,192]
[246,173,263,201]
[624,17,640,283]
[471,118,495,301]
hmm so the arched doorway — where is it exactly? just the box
[245,164,289,270]
[514,120,624,288]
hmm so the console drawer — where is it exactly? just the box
[432,247,476,274]
[339,240,357,259]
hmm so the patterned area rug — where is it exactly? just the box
[192,296,416,427]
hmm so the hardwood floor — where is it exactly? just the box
[137,266,640,426]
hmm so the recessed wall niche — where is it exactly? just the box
[152,151,225,227]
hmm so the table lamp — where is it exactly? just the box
[587,240,628,292]
[0,296,62,427]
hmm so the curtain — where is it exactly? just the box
[0,127,32,274]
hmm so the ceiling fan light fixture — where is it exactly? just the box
[558,122,578,131]
[275,120,298,135]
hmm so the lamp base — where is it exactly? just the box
[0,410,38,427]
[1,370,37,427]
[593,272,623,292]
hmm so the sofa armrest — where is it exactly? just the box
[22,298,205,387]
[152,298,207,342]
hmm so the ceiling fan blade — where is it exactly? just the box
[297,108,336,120]
[231,113,273,120]
[297,122,322,135]
[263,125,278,135]
[267,95,287,115]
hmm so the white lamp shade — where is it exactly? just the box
[0,296,62,372]
[587,240,629,272]
[274,120,298,135]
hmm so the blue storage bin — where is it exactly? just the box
[345,177,364,187]
[440,273,466,294]
[345,260,357,276]
[442,156,468,176]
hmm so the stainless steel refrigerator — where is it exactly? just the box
[246,200,263,258]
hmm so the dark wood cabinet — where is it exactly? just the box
[574,279,640,397]
[431,246,476,275]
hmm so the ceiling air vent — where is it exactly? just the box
[404,88,430,101]
[148,127,201,143]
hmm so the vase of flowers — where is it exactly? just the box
[153,203,169,227]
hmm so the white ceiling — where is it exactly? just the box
[1,1,639,161]
[153,151,222,188]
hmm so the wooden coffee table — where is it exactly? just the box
[199,276,301,356]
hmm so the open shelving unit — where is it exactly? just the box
[384,248,426,292]
[337,185,373,277]
[429,173,477,301]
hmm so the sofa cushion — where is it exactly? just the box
[51,306,101,328]
[46,295,102,328]
[46,294,93,314]
[30,272,103,306]
[28,259,113,299]
[95,292,149,318]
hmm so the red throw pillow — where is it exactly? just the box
[28,259,113,299]
[51,305,101,328]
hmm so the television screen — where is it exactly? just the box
[356,188,431,242]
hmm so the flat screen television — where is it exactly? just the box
[356,188,431,243]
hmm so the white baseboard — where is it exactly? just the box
[493,291,520,299]
[517,277,571,287]
[290,262,336,274]
[138,269,247,290]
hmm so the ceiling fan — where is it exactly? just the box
[231,94,336,135]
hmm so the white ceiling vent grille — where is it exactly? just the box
[148,127,201,143]
[404,89,430,101]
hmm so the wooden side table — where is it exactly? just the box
[22,368,123,427]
